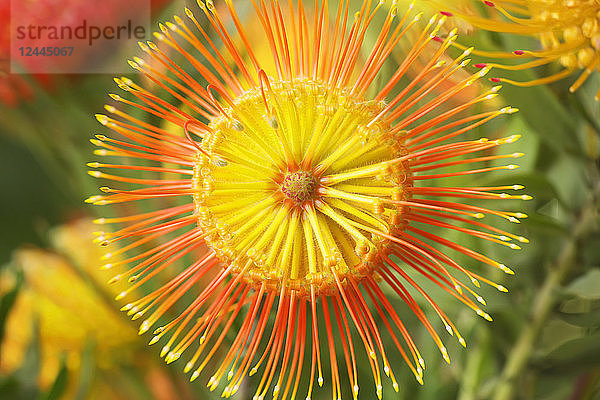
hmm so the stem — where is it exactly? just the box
[458,325,491,400]
[492,178,600,400]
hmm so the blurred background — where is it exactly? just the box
[0,0,599,399]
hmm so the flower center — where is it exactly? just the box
[192,79,410,296]
[281,171,317,203]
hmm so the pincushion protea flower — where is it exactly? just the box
[431,0,600,97]
[88,1,529,399]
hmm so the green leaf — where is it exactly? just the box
[0,269,23,346]
[14,320,41,396]
[74,340,96,400]
[40,356,68,400]
[0,318,43,400]
[534,334,600,374]
[533,374,577,400]
[564,269,600,300]
[545,155,590,210]
[582,233,600,268]
[558,307,600,328]
[0,376,24,400]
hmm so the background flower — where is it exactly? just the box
[0,1,598,400]
[427,0,600,97]
[0,219,196,400]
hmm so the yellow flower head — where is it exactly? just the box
[431,0,600,96]
[88,1,529,399]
